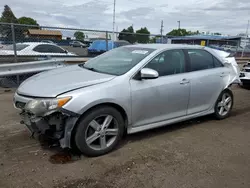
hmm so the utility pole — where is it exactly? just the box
[116,25,118,40]
[112,0,116,49]
[241,20,250,57]
[160,20,164,43]
[177,21,180,29]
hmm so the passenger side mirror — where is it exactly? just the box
[140,68,159,79]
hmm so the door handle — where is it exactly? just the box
[180,79,190,84]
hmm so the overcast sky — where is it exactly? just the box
[0,0,250,35]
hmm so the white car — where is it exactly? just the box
[0,42,76,56]
[239,63,250,87]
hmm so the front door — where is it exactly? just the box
[130,49,190,127]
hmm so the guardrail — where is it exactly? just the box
[0,59,66,77]
[0,56,248,88]
[235,57,250,65]
[0,58,90,88]
[0,55,93,64]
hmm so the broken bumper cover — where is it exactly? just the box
[14,93,79,148]
[20,113,49,134]
[239,72,250,85]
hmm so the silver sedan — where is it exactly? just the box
[14,44,237,156]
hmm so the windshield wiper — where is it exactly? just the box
[79,64,98,72]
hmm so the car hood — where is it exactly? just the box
[17,65,116,97]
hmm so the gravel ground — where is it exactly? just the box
[0,86,250,188]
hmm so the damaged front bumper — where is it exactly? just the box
[14,93,79,148]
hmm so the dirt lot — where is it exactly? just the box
[0,86,250,188]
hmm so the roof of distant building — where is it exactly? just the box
[169,35,241,40]
[27,29,62,36]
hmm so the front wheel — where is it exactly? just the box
[74,106,125,157]
[214,90,234,120]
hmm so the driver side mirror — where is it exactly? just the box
[140,68,159,79]
[64,50,69,54]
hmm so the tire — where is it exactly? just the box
[74,106,125,157]
[214,89,234,120]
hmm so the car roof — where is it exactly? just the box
[18,42,56,46]
[124,44,205,50]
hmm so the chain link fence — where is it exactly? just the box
[0,22,164,64]
[1,22,250,64]
[0,22,250,88]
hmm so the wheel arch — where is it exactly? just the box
[70,102,129,148]
[222,87,233,97]
[77,102,129,125]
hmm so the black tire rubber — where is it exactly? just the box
[214,89,234,120]
[74,106,125,157]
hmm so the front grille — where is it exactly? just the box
[15,101,26,109]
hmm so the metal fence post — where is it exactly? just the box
[11,23,19,85]
[11,23,17,63]
[105,31,108,51]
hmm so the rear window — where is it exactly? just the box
[2,44,29,51]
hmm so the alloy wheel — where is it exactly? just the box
[217,93,232,116]
[85,115,119,151]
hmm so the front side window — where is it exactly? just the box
[187,49,216,71]
[81,47,155,75]
[33,44,51,53]
[33,45,65,53]
[145,49,186,76]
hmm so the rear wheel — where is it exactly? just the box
[74,106,124,157]
[214,90,233,119]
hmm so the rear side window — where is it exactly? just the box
[187,49,223,71]
[49,46,65,53]
[213,57,224,67]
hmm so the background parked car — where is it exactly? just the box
[41,40,54,44]
[88,40,130,55]
[70,41,88,48]
[239,63,250,87]
[0,42,76,56]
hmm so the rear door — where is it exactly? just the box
[184,49,229,115]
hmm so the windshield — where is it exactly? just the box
[2,44,29,51]
[82,47,155,75]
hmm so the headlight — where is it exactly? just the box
[25,97,71,116]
